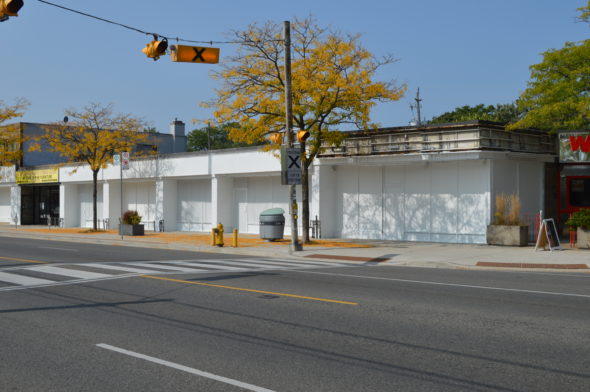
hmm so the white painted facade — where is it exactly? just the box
[0,146,552,244]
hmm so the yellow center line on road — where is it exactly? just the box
[140,275,358,306]
[0,256,48,264]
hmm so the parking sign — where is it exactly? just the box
[121,152,130,170]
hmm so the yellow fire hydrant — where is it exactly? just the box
[215,222,224,247]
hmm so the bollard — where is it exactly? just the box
[215,223,224,247]
[233,228,238,247]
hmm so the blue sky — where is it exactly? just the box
[1,0,588,133]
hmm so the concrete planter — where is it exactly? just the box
[577,228,590,249]
[119,224,144,236]
[486,225,528,246]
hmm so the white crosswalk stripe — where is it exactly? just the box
[165,261,255,270]
[30,265,112,280]
[0,258,350,292]
[0,271,55,286]
[211,258,337,268]
[128,262,211,273]
[84,263,160,274]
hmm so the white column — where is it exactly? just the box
[156,179,177,232]
[10,185,21,225]
[316,164,337,238]
[108,180,121,226]
[211,176,218,228]
[59,183,78,227]
[211,175,233,230]
[310,164,320,221]
[101,181,110,229]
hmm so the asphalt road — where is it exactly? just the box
[0,236,589,391]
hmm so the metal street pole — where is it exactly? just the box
[120,153,123,240]
[284,20,302,252]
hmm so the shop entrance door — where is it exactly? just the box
[21,185,60,225]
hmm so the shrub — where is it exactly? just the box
[507,194,522,225]
[494,193,523,225]
[565,209,590,230]
[494,194,508,225]
[122,210,142,225]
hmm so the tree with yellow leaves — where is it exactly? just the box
[205,17,406,242]
[0,98,29,165]
[32,103,151,230]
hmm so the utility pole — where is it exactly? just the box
[415,88,423,125]
[120,153,123,240]
[284,21,302,252]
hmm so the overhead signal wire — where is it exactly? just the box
[36,0,262,45]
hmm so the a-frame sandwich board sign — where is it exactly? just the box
[535,218,561,251]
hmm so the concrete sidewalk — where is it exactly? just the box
[0,224,588,271]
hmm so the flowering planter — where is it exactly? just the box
[577,228,590,249]
[119,224,144,236]
[486,225,528,246]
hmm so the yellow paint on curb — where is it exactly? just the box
[0,256,48,264]
[140,275,358,305]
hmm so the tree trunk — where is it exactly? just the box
[92,169,98,231]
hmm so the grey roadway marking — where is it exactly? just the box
[96,343,276,392]
[290,270,590,299]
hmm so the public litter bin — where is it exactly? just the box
[259,208,285,241]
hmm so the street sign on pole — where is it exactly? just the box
[281,147,301,185]
[121,151,130,170]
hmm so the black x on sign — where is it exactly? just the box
[191,47,207,62]
[288,154,300,169]
[170,45,220,64]
[281,147,302,185]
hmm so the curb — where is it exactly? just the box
[2,229,589,271]
[476,262,589,270]
[304,254,391,263]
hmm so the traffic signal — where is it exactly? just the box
[297,130,310,143]
[0,0,23,17]
[270,132,282,144]
[142,37,167,61]
[170,45,220,64]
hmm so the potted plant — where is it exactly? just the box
[565,209,590,248]
[118,210,144,236]
[486,193,528,246]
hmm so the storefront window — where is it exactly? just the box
[569,178,590,207]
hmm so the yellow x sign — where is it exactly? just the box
[170,45,220,64]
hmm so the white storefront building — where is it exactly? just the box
[0,120,557,244]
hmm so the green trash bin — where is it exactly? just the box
[259,208,285,241]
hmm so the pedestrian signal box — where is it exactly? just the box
[170,45,220,64]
